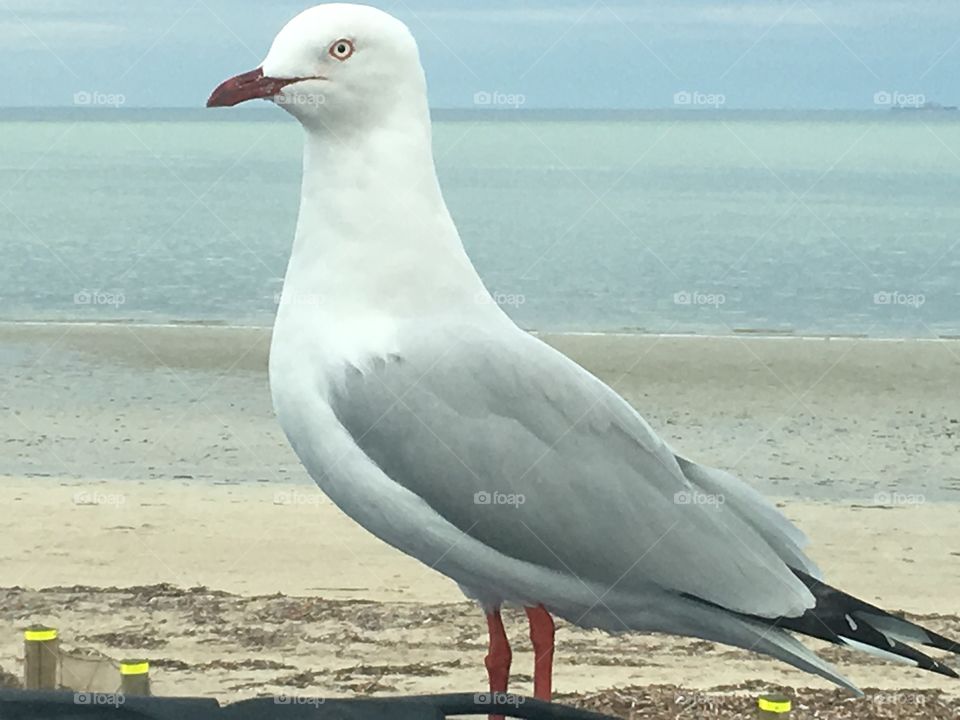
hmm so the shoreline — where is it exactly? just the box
[4,473,958,507]
[1,319,959,342]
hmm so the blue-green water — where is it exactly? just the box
[1,108,958,336]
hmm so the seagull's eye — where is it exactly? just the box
[329,39,355,61]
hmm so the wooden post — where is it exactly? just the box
[119,659,150,696]
[758,693,791,718]
[23,625,59,689]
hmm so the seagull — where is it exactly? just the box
[208,2,959,706]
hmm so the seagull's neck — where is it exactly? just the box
[281,105,490,324]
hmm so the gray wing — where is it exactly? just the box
[327,323,816,619]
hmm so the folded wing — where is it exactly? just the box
[328,324,818,619]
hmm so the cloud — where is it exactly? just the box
[2,0,958,108]
[0,19,127,49]
[415,1,960,29]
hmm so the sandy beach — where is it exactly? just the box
[1,323,959,715]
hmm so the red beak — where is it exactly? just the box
[206,67,295,108]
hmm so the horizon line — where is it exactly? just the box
[1,105,956,113]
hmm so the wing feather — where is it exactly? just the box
[329,324,815,618]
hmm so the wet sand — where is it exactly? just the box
[1,322,958,500]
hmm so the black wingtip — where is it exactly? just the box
[886,638,959,678]
[858,609,960,657]
[770,570,960,679]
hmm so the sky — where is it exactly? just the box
[1,0,958,109]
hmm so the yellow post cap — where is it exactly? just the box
[120,661,150,676]
[24,628,58,642]
[758,696,792,713]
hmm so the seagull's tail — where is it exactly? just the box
[576,595,866,693]
[730,621,864,694]
[764,569,959,679]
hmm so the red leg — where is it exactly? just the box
[485,610,512,720]
[525,605,555,701]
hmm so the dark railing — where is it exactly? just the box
[0,690,620,720]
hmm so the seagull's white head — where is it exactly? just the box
[207,3,425,130]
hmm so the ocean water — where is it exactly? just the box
[1,108,958,336]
